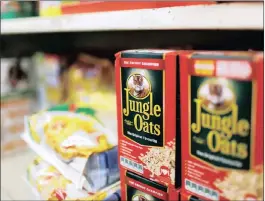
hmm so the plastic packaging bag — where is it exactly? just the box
[103,189,121,201]
[26,156,120,200]
[82,146,119,192]
[27,104,113,161]
[24,104,118,192]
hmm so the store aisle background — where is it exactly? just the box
[1,151,36,200]
[1,1,263,200]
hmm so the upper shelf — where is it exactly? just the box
[1,2,263,35]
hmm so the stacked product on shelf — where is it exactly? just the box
[33,52,115,112]
[33,52,117,134]
[180,51,264,201]
[1,1,38,19]
[115,50,264,201]
[60,1,215,15]
[1,56,36,155]
[32,53,62,109]
[115,50,183,201]
[39,1,62,17]
[21,51,119,200]
[1,0,217,18]
[22,104,119,200]
[39,1,216,16]
[26,156,120,200]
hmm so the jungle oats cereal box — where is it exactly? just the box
[115,49,182,200]
[125,171,180,201]
[181,191,206,201]
[180,51,264,201]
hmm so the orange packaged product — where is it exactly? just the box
[180,51,264,201]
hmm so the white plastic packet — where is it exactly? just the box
[23,104,118,192]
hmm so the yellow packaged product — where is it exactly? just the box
[62,53,115,109]
[27,104,113,162]
[74,91,116,112]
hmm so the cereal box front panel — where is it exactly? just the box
[115,50,178,197]
[121,67,164,147]
[190,76,252,170]
[180,52,264,201]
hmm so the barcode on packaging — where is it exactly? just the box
[185,179,219,200]
[120,156,143,174]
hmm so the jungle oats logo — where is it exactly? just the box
[197,78,235,114]
[127,74,151,99]
[191,77,252,169]
[132,194,148,201]
[122,68,163,147]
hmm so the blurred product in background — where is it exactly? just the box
[23,104,118,192]
[33,53,62,109]
[33,52,115,109]
[63,53,115,109]
[1,50,117,157]
[39,1,62,17]
[33,52,116,132]
[1,0,217,19]
[39,1,216,16]
[1,1,38,19]
[1,57,36,155]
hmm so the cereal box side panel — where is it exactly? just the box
[254,53,264,200]
[168,188,181,201]
[114,52,126,200]
[164,53,179,188]
[180,54,200,199]
[251,54,264,201]
[254,54,264,167]
[120,168,127,200]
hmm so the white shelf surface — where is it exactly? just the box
[1,2,263,34]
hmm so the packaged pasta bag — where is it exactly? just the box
[27,156,121,201]
[26,104,114,162]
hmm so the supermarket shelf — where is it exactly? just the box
[1,2,263,34]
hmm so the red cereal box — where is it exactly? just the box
[180,51,264,201]
[115,49,184,200]
[124,171,181,201]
